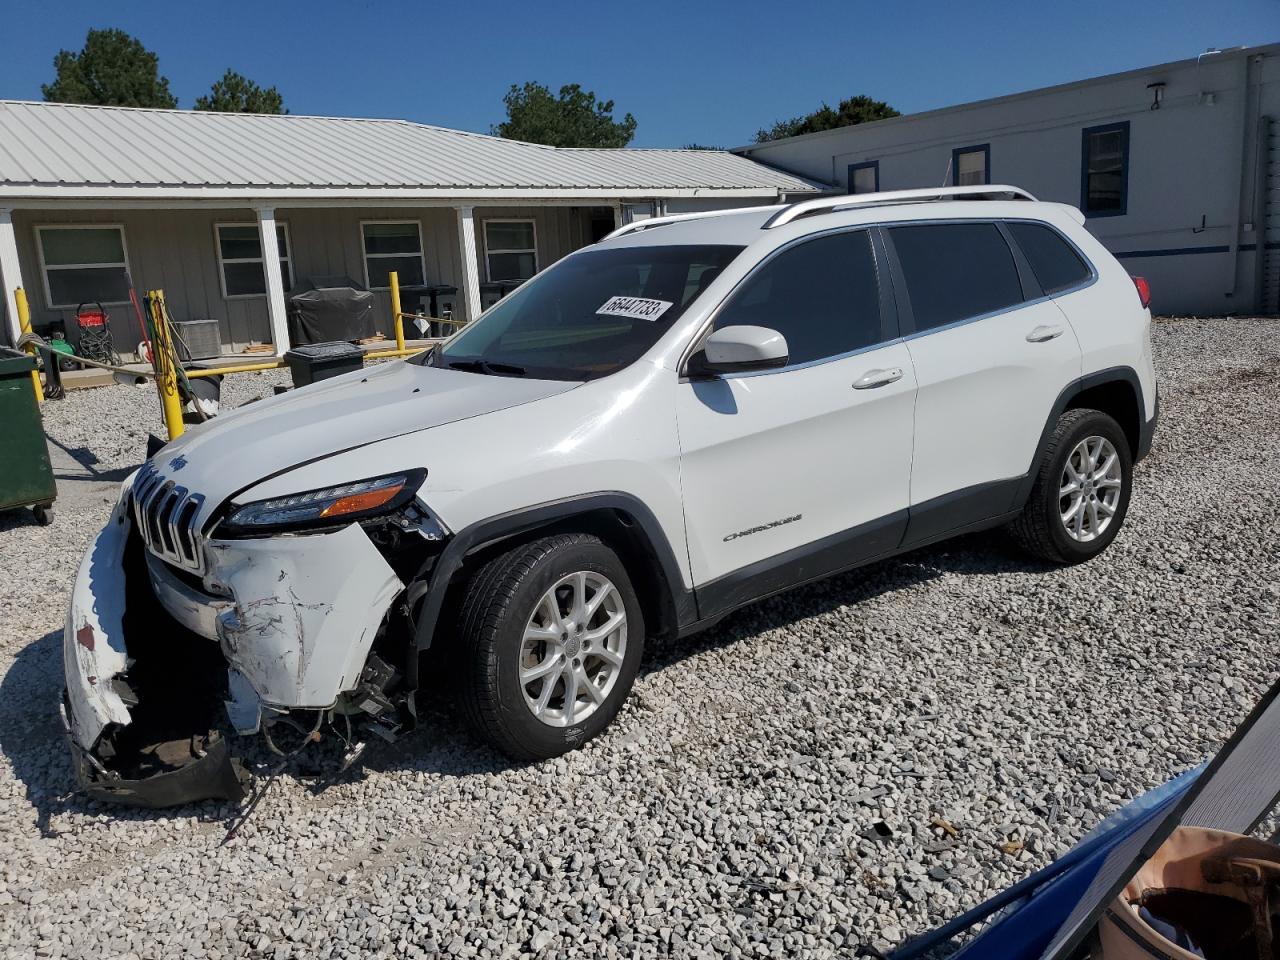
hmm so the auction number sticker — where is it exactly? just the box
[596,295,674,322]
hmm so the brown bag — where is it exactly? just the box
[1099,825,1280,960]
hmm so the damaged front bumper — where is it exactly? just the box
[62,493,406,808]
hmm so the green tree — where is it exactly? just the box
[42,28,177,108]
[754,94,900,143]
[494,82,636,148]
[194,70,287,114]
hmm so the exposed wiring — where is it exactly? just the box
[261,710,325,758]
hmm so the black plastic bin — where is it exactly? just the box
[284,341,364,388]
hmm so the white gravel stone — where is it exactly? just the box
[0,318,1277,958]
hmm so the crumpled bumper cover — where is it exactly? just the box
[60,694,247,808]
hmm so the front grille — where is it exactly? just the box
[131,460,206,572]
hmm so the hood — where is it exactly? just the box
[153,360,576,520]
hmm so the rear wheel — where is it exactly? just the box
[455,533,644,760]
[1009,408,1133,564]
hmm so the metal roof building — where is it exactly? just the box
[0,100,825,353]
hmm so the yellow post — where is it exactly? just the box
[14,287,42,404]
[388,270,406,352]
[152,289,185,441]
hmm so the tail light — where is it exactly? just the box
[1131,276,1151,309]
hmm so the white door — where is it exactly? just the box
[885,221,1082,518]
[675,230,917,600]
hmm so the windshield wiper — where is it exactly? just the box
[445,358,527,377]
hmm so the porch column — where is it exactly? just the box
[455,205,481,322]
[611,202,623,229]
[256,206,290,353]
[0,209,24,347]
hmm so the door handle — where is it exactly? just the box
[1026,324,1065,343]
[852,367,904,389]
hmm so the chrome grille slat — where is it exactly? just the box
[130,463,206,573]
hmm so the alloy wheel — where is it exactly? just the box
[519,571,628,727]
[1059,435,1123,543]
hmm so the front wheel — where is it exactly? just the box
[455,533,644,760]
[1008,408,1133,564]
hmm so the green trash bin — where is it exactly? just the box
[0,347,55,525]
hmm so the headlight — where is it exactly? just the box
[221,470,426,535]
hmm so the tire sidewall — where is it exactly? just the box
[1042,412,1133,561]
[492,541,645,758]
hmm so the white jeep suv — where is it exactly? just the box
[63,186,1158,806]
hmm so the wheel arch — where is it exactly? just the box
[412,494,694,653]
[1013,366,1149,511]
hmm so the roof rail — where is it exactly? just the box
[761,184,1038,229]
[603,203,787,241]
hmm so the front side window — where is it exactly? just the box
[888,222,1023,332]
[952,145,990,186]
[484,220,538,282]
[426,244,743,381]
[1007,222,1092,295]
[216,223,293,298]
[713,230,883,366]
[848,161,879,195]
[362,221,425,289]
[37,225,130,308]
[1081,122,1129,216]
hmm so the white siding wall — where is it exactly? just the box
[740,47,1280,315]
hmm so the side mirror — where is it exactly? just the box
[688,325,789,376]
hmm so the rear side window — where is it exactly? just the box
[714,230,882,366]
[1007,222,1091,295]
[888,222,1023,332]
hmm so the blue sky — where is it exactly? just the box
[2,0,1276,147]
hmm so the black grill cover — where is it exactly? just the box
[287,277,376,345]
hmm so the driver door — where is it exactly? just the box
[675,229,917,615]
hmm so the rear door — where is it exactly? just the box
[883,220,1083,544]
[675,229,916,612]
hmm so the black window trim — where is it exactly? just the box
[951,143,991,186]
[1003,218,1098,297]
[880,217,1098,340]
[1080,121,1130,218]
[679,225,902,380]
[846,159,880,194]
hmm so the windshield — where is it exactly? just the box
[421,244,744,381]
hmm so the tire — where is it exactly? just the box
[1008,408,1133,564]
[455,533,645,760]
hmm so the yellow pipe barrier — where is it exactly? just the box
[388,270,407,353]
[150,289,186,441]
[186,360,284,378]
[14,288,42,404]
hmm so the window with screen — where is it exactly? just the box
[215,223,293,298]
[952,145,989,186]
[37,225,130,308]
[848,161,879,195]
[1081,122,1129,216]
[888,222,1024,332]
[362,222,425,289]
[1007,221,1092,295]
[484,220,538,282]
[713,230,883,366]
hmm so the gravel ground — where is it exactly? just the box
[1,318,1277,959]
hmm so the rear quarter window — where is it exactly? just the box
[888,222,1024,332]
[1007,221,1092,295]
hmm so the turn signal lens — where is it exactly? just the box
[319,481,405,518]
[1132,276,1151,309]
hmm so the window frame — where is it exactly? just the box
[1080,121,1129,218]
[880,218,1098,339]
[360,219,426,291]
[482,218,539,282]
[951,144,991,186]
[1003,219,1098,297]
[35,223,132,310]
[680,226,899,379]
[847,160,880,195]
[214,221,294,301]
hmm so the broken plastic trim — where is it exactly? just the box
[62,695,247,808]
